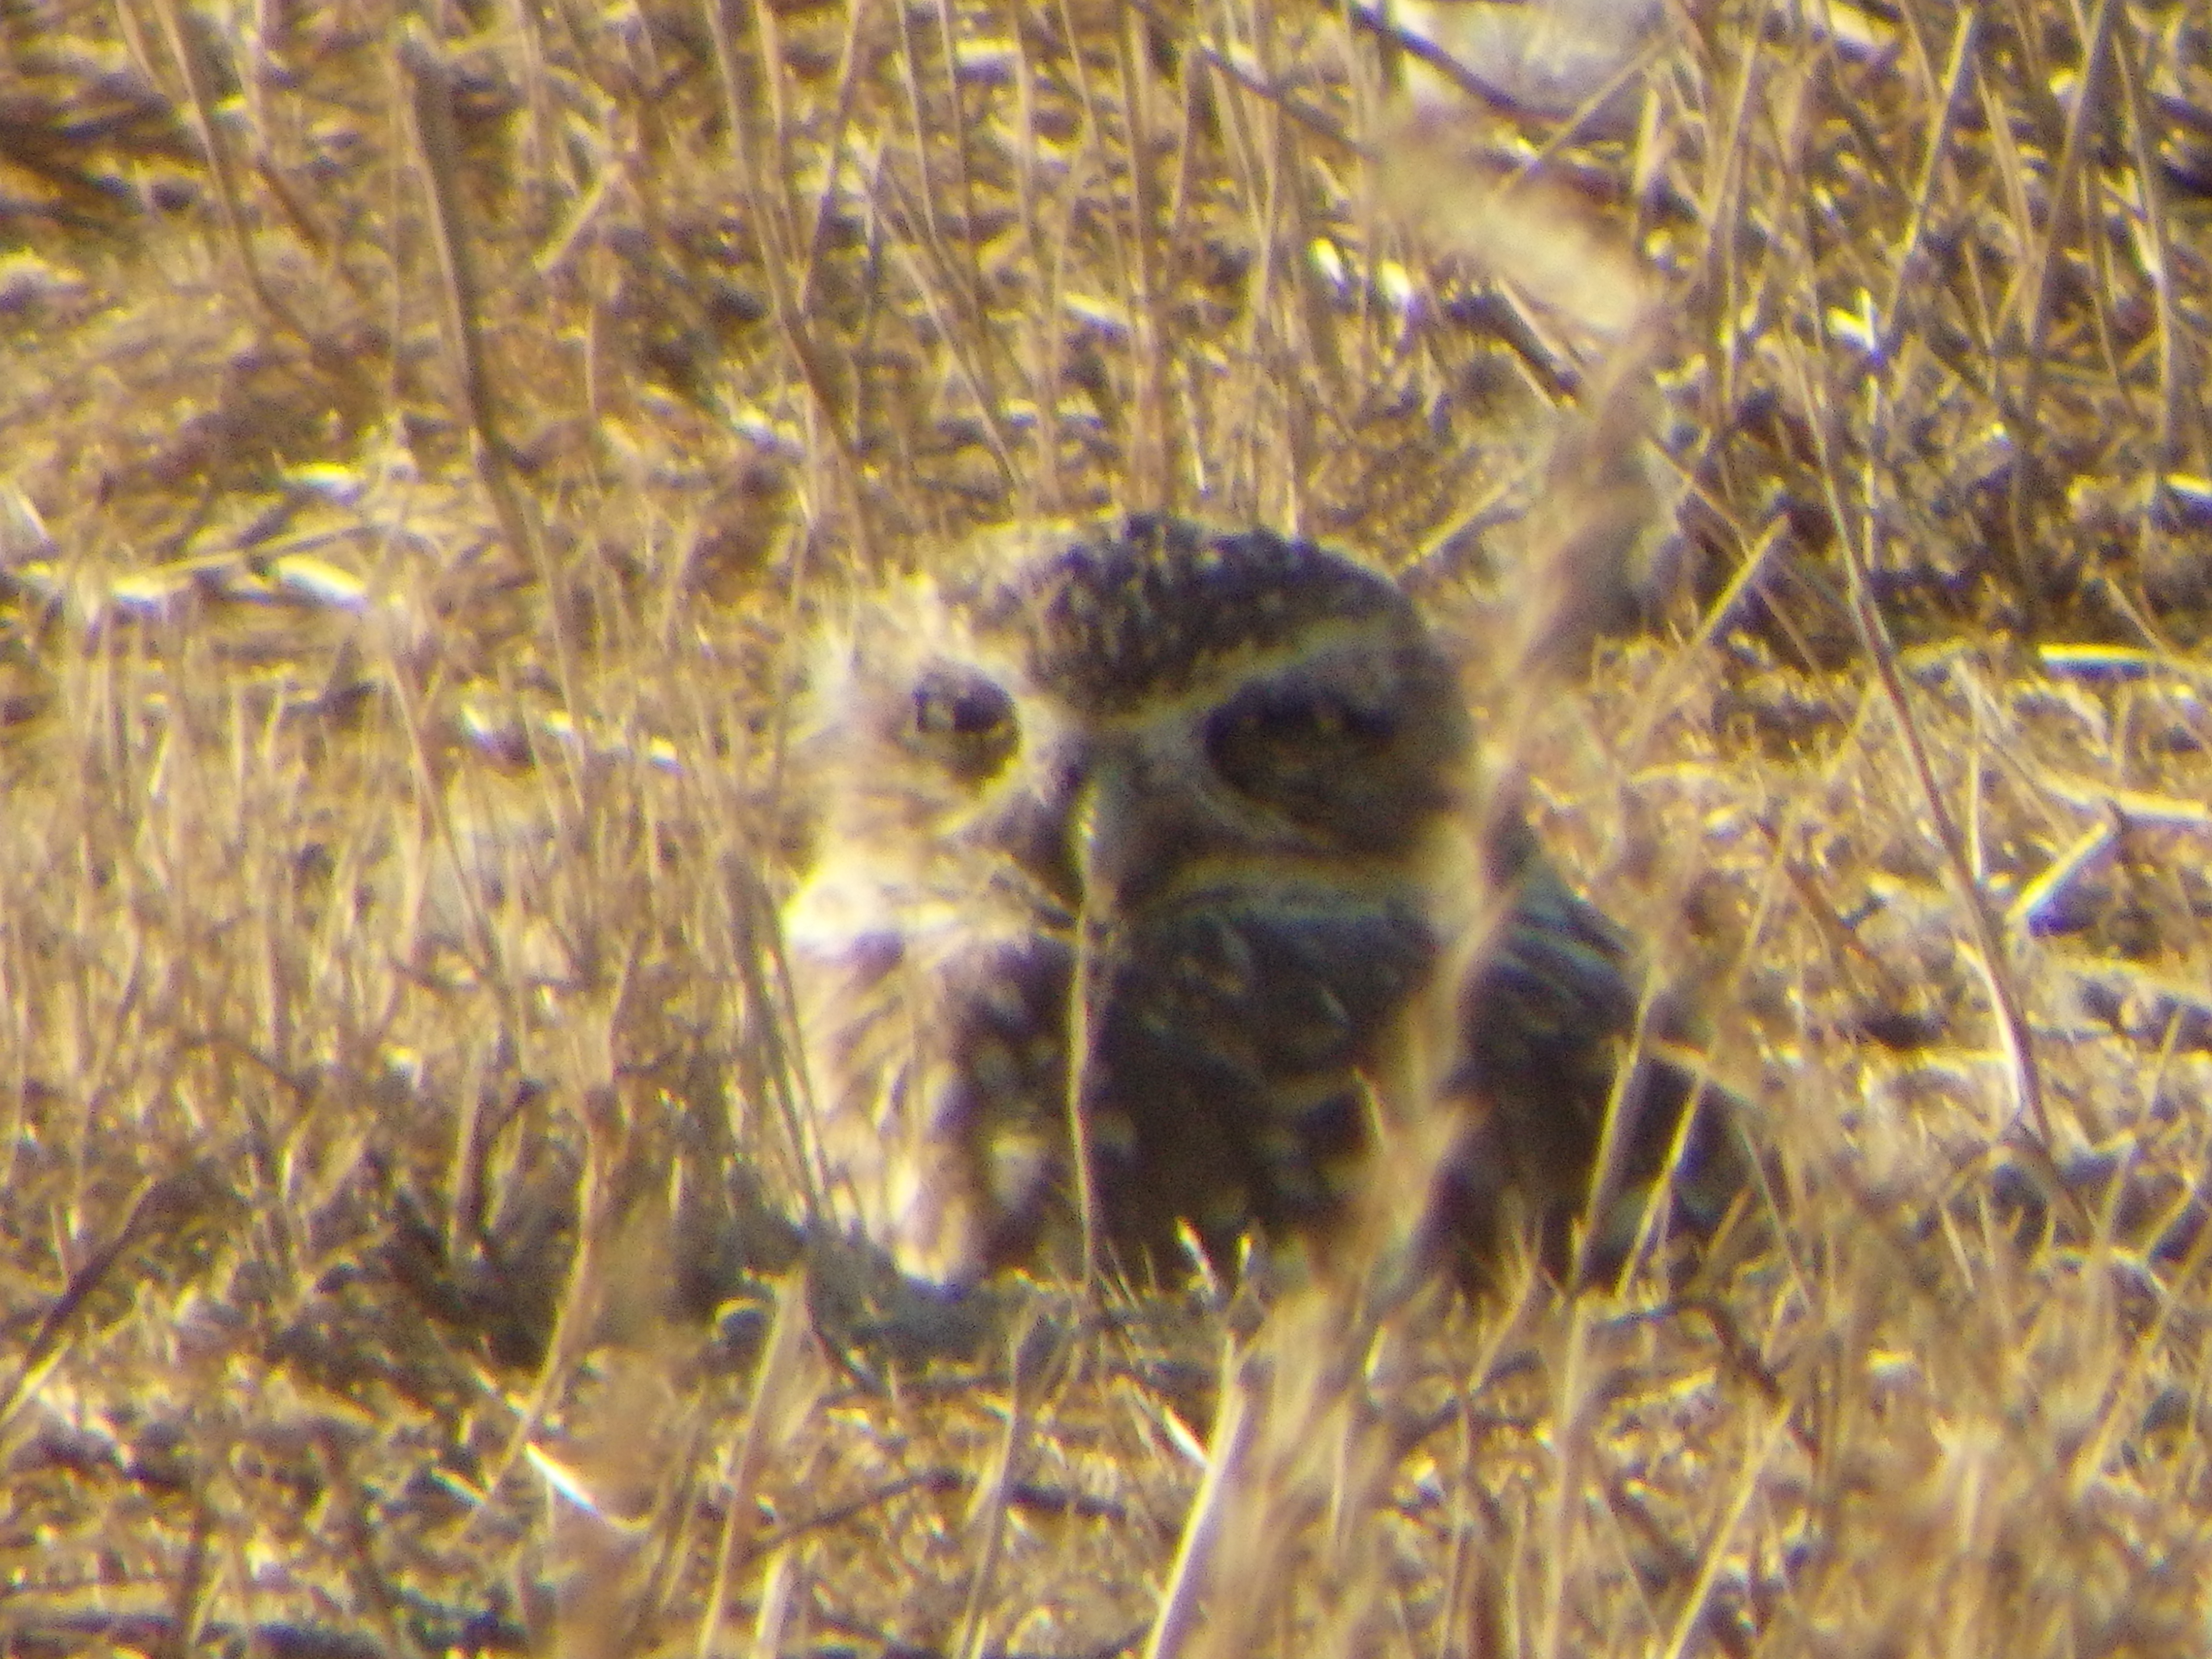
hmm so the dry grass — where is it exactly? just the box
[4,0,2212,1650]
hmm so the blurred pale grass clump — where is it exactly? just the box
[3,0,2212,1650]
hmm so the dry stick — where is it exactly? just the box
[1339,5,1396,405]
[745,1548,804,1659]
[1066,905,1107,1296]
[1270,37,1341,521]
[252,153,377,308]
[165,1491,217,1659]
[1500,28,1675,200]
[696,0,844,1208]
[1142,1339,1265,1659]
[1992,0,2057,91]
[403,27,603,1136]
[734,860,834,1228]
[884,3,962,286]
[872,163,1020,493]
[614,1137,739,1651]
[921,0,1015,423]
[704,0,869,552]
[143,0,270,316]
[1188,27,1280,510]
[1653,1408,1794,1659]
[1192,32,1364,152]
[1156,1228,1450,1659]
[1343,0,1569,122]
[710,36,841,1209]
[2074,172,2140,438]
[950,1322,1036,1659]
[1049,0,1108,233]
[1231,36,1299,511]
[397,20,599,838]
[1974,53,2040,343]
[371,635,534,1269]
[1010,35,1065,514]
[2062,1121,2212,1503]
[462,1084,617,1534]
[1793,329,2062,1163]
[792,0,875,323]
[1764,32,2053,1166]
[398,29,541,596]
[2107,15,2191,472]
[1531,1294,1595,1659]
[143,0,377,412]
[698,1278,811,1659]
[1568,976,1707,1294]
[1111,6,1171,505]
[1876,6,1980,361]
[1701,1,1767,445]
[1999,0,2121,635]
[1154,15,1200,294]
[498,0,559,230]
[1836,33,2109,1193]
[1616,507,1792,764]
[0,1169,216,1431]
[310,1421,424,1659]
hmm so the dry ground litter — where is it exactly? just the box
[5,0,2212,1651]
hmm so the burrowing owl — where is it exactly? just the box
[780,514,1733,1289]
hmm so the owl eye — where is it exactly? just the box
[1204,681,1399,805]
[908,665,1019,778]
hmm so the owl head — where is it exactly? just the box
[777,515,1497,1287]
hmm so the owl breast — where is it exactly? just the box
[1086,889,1439,1253]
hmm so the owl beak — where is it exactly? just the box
[1068,751,1142,930]
[1069,745,1202,931]
[1026,740,1193,930]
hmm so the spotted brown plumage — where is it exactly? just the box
[780,513,1737,1289]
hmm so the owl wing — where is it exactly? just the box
[1436,833,1742,1285]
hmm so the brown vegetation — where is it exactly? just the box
[3,0,2212,1650]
